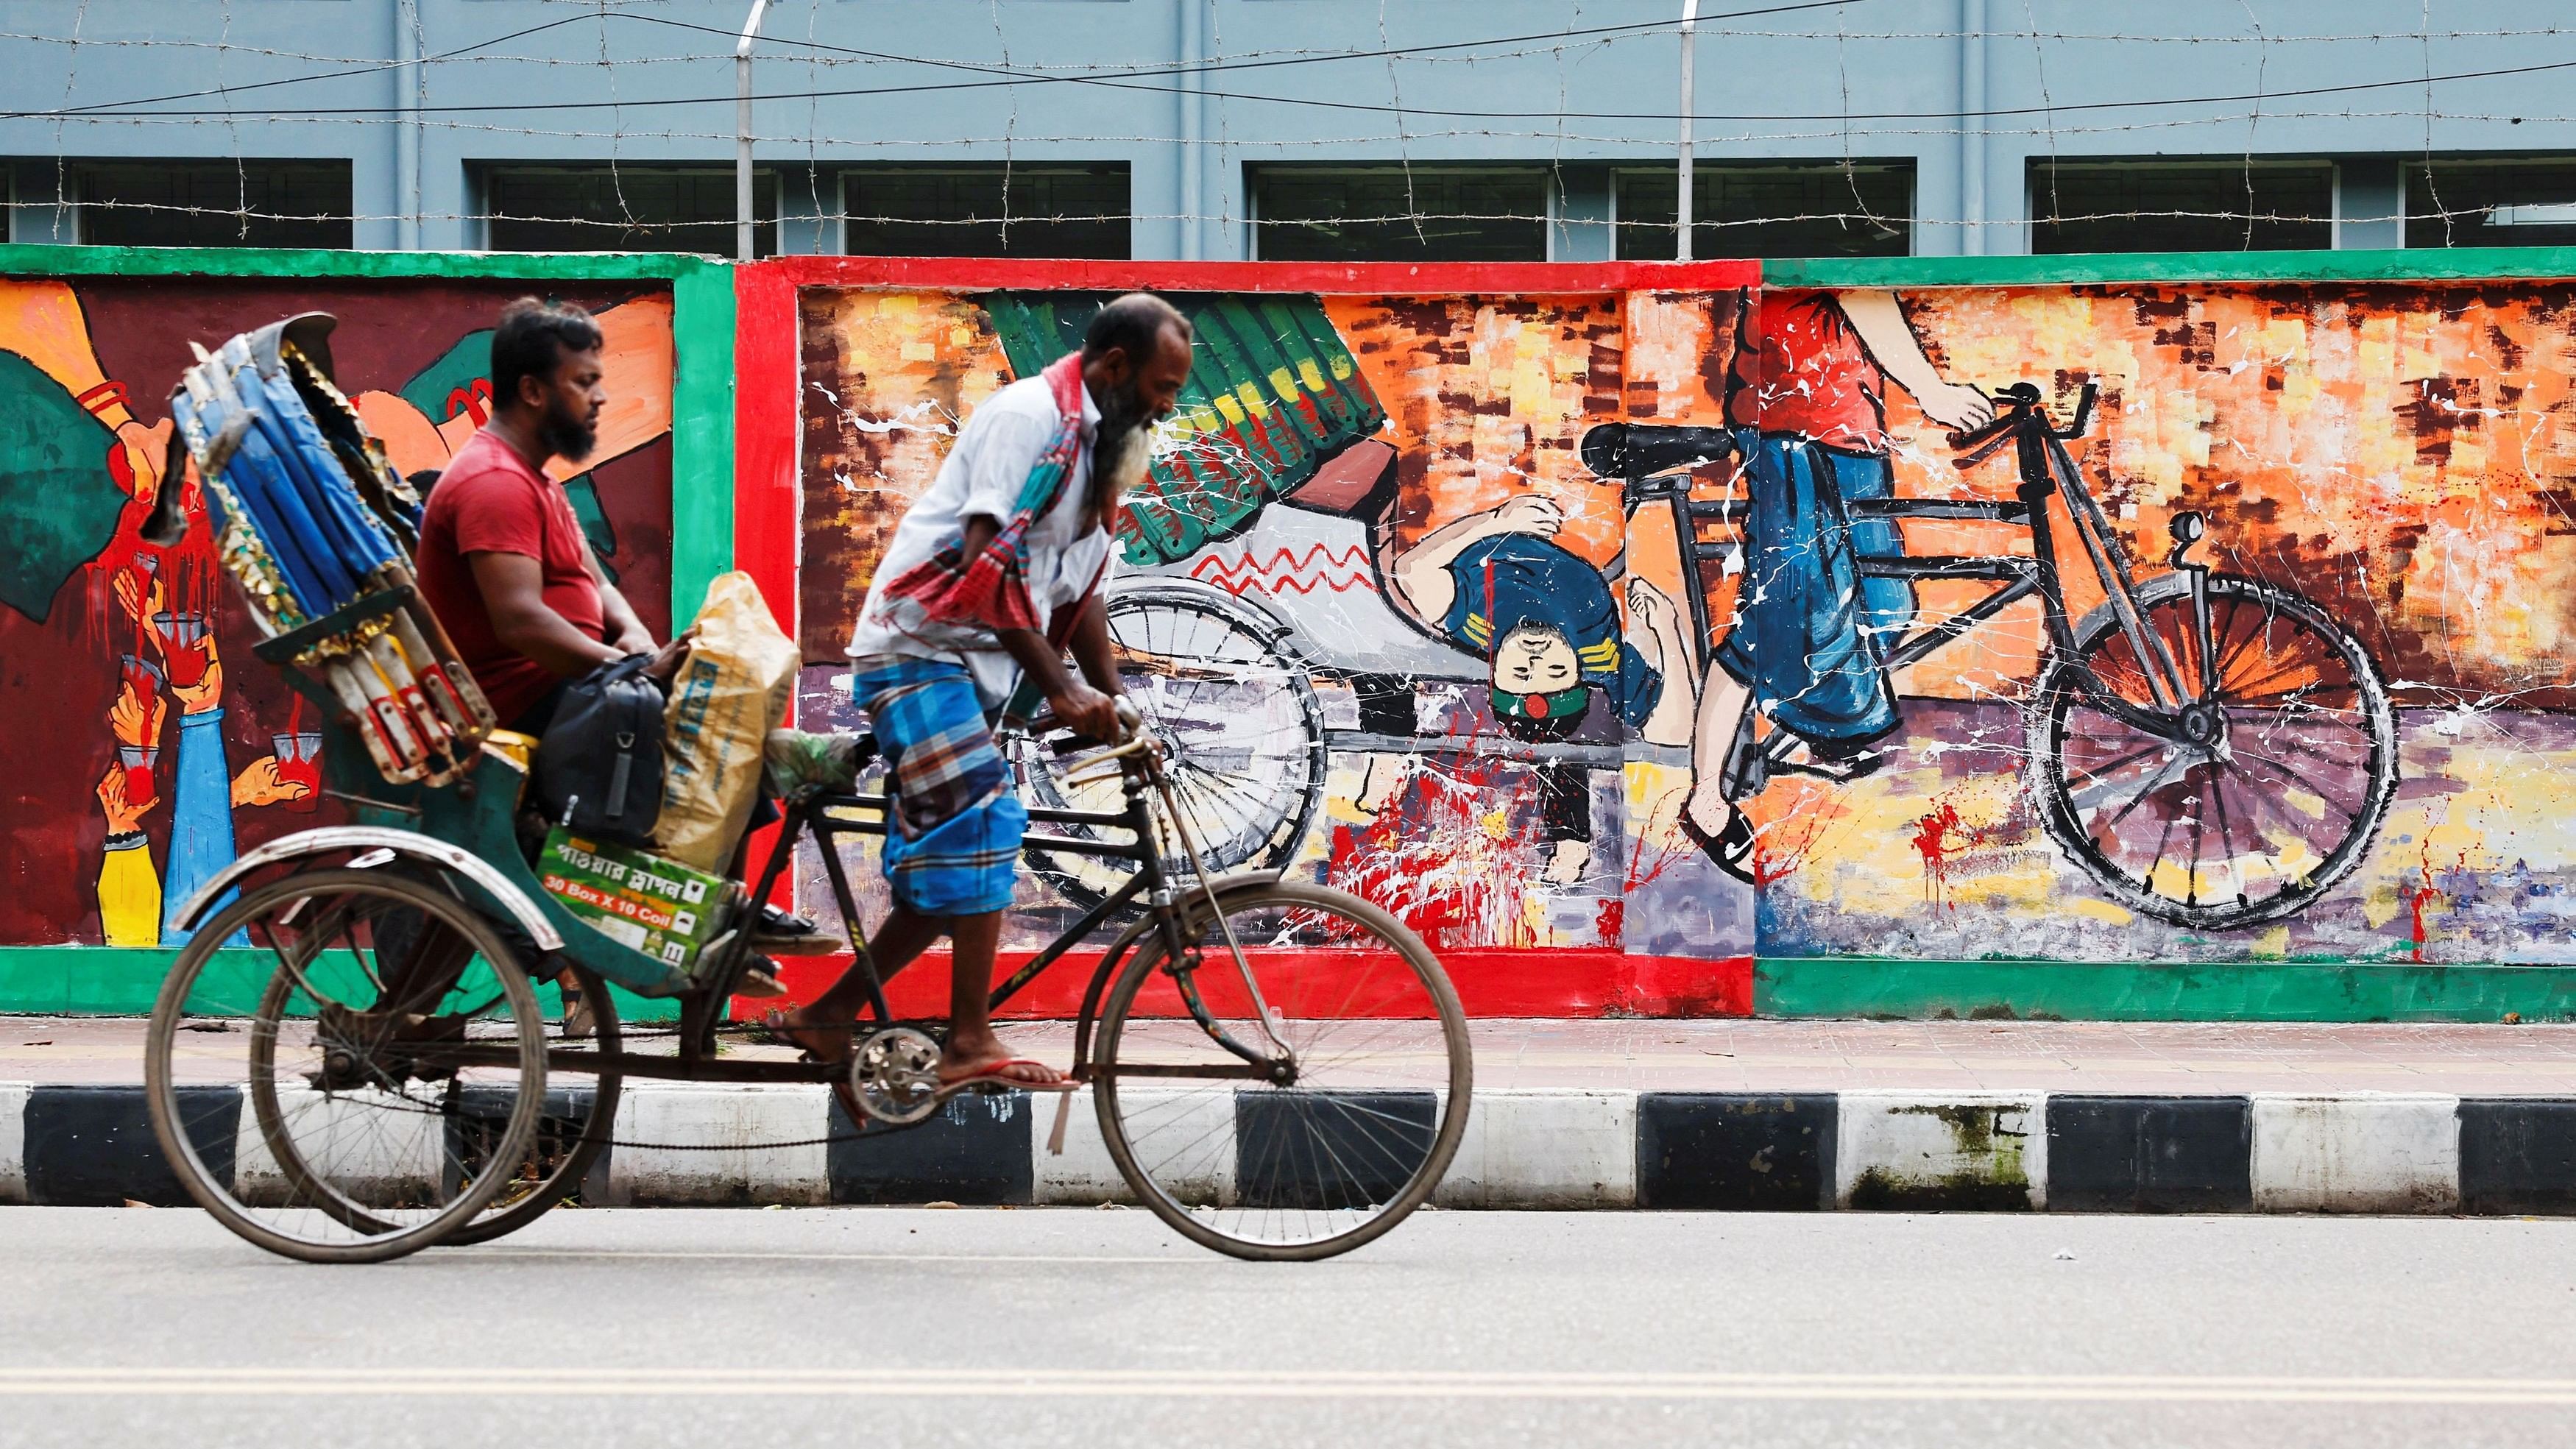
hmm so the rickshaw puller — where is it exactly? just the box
[765,293,1195,1091]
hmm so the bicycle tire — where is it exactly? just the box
[1022,581,1327,911]
[2027,570,2398,930]
[1091,881,1472,1261]
[441,964,623,1245]
[144,868,549,1264]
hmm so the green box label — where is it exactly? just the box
[538,831,728,972]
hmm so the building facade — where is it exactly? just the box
[6,0,2576,260]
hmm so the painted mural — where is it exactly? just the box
[0,277,676,947]
[790,277,2576,973]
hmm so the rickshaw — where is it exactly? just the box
[138,314,1472,1265]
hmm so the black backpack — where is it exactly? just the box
[534,655,665,844]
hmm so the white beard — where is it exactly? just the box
[1093,418,1153,502]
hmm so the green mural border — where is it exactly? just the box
[1756,957,2576,1023]
[1765,244,2576,288]
[0,246,732,1013]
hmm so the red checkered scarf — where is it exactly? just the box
[877,351,1091,639]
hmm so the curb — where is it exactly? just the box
[10,1083,2576,1214]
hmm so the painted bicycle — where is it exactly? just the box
[1582,382,2399,930]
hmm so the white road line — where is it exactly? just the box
[3,1369,2572,1404]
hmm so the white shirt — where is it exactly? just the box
[847,371,1117,706]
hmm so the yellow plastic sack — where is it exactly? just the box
[656,571,799,871]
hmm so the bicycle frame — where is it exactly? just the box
[1610,382,2213,782]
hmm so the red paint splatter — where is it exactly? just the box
[1594,896,1625,947]
[1909,798,1991,908]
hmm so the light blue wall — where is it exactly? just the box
[5,0,2572,258]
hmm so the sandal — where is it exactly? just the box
[935,1059,1077,1097]
[757,1007,852,1067]
[1680,806,1759,885]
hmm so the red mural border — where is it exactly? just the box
[740,949,1755,1021]
[730,258,1766,1018]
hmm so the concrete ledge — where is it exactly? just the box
[9,1085,2575,1216]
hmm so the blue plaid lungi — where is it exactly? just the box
[850,655,1027,915]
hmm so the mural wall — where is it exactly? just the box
[0,276,676,947]
[785,274,2576,983]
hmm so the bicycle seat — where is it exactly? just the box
[1579,421,1738,482]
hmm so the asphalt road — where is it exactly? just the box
[4,1206,2574,1448]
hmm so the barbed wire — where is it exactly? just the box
[9,4,2575,252]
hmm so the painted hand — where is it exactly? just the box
[113,418,174,500]
[96,765,157,835]
[1914,380,1996,433]
[1543,837,1591,887]
[170,640,223,715]
[230,756,311,809]
[1493,493,1565,539]
[1625,576,1673,626]
[112,569,168,640]
[109,681,167,750]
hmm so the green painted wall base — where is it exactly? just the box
[0,948,678,1021]
[1755,957,2576,1023]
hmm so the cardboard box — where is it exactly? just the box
[537,830,728,973]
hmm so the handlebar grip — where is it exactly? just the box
[1113,697,1143,737]
[1944,410,2015,450]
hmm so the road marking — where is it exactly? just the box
[470,1250,1196,1266]
[3,1368,2573,1404]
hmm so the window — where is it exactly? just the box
[1250,166,1547,263]
[481,166,775,255]
[2406,157,2576,248]
[2029,160,2332,254]
[842,165,1129,258]
[74,160,352,248]
[1615,161,1912,259]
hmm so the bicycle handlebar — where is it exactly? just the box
[1943,380,2101,450]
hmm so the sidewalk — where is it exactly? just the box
[10,1018,2576,1214]
[10,1015,2576,1092]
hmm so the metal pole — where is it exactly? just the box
[736,0,770,262]
[1178,0,1203,261]
[395,0,422,250]
[1958,0,1985,256]
[1676,0,1699,261]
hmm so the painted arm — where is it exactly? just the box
[94,766,160,949]
[1388,494,1565,627]
[159,702,234,946]
[1836,290,1995,433]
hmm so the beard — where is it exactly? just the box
[538,401,597,465]
[1089,381,1156,522]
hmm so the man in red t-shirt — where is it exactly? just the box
[416,298,680,735]
[415,300,801,1002]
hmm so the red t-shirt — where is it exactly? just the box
[415,429,606,726]
[1727,290,1888,452]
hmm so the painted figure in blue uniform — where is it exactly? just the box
[1375,492,1698,885]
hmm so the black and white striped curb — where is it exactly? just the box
[9,1083,2576,1214]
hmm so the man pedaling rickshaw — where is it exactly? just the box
[760,292,1196,1092]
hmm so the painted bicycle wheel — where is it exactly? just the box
[1020,580,1326,909]
[2028,571,2398,930]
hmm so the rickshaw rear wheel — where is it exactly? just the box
[144,867,549,1264]
[442,963,623,1245]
